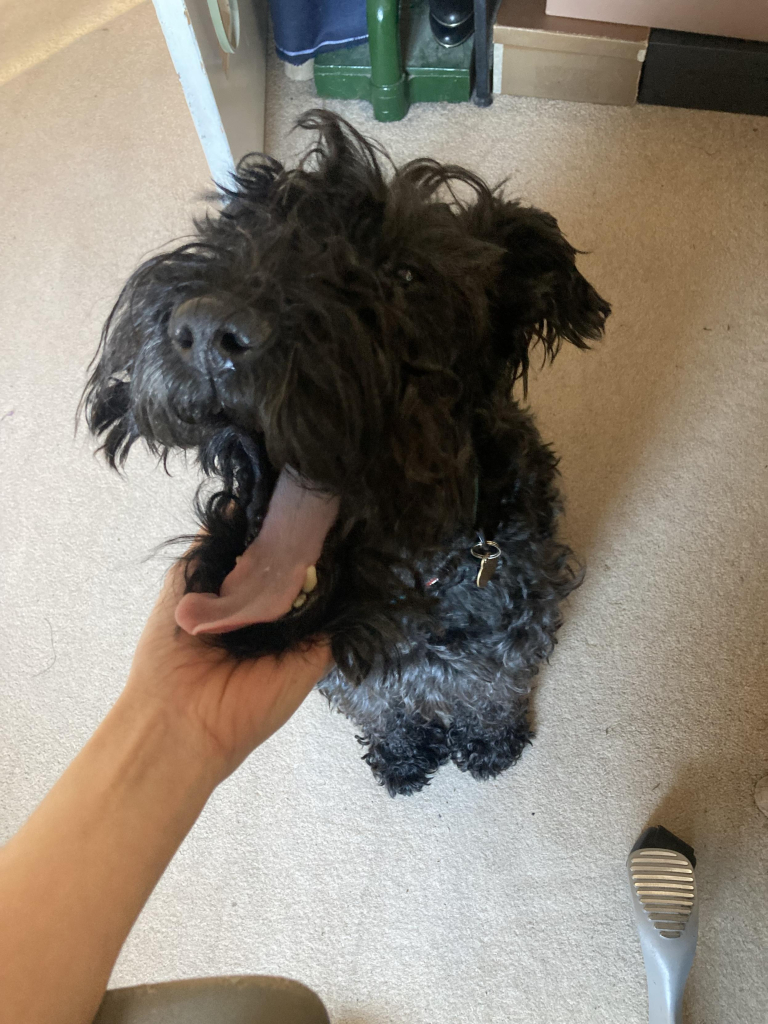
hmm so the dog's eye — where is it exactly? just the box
[395,266,415,285]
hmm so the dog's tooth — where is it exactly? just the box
[302,565,317,594]
[292,593,308,610]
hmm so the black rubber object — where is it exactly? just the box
[429,11,474,47]
[430,0,473,26]
[631,825,697,870]
[472,0,493,106]
[638,29,768,117]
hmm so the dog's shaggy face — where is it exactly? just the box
[84,111,609,681]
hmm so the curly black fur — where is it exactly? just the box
[83,111,609,794]
[448,702,533,780]
[360,710,452,797]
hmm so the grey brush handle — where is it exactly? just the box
[628,840,699,1024]
[635,906,698,1023]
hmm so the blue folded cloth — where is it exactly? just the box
[269,0,368,64]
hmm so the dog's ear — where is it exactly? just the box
[466,196,611,387]
[81,364,140,470]
[79,287,143,469]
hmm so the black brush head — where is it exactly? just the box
[631,825,696,869]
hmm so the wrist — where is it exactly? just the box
[0,665,227,1024]
[106,688,227,796]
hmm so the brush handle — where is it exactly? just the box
[641,943,692,1024]
[627,838,699,1024]
[637,903,698,1024]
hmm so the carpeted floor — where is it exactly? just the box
[0,4,766,1022]
[0,0,144,86]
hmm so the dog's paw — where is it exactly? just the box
[358,715,451,796]
[448,714,532,780]
[364,755,435,797]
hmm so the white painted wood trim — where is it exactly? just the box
[492,42,504,94]
[152,0,236,185]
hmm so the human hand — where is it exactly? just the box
[122,557,333,783]
[0,552,332,1024]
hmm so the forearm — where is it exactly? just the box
[0,556,329,1024]
[0,693,221,1024]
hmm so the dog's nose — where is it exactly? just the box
[168,297,261,371]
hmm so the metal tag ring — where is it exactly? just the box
[470,540,501,561]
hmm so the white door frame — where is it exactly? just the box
[152,0,269,185]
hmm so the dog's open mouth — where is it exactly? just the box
[175,466,340,636]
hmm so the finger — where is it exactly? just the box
[157,558,188,607]
[259,643,334,729]
[251,641,334,699]
[158,528,212,611]
[295,639,335,682]
[144,559,195,637]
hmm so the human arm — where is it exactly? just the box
[0,562,332,1024]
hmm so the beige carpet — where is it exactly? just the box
[1,4,766,1022]
[0,0,144,86]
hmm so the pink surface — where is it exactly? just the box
[544,0,768,43]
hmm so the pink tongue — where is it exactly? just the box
[175,467,340,636]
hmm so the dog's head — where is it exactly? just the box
[83,111,609,674]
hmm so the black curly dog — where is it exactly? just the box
[84,111,609,795]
